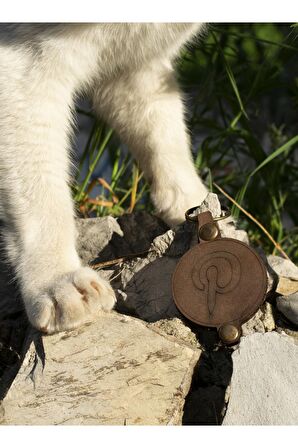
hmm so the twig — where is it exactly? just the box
[85,198,114,207]
[213,182,291,261]
[98,177,119,203]
[108,267,125,282]
[89,249,153,269]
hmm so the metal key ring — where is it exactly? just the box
[185,205,231,222]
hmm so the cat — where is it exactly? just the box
[0,23,208,334]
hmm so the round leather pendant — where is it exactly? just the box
[172,238,268,328]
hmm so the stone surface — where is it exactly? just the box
[276,292,298,326]
[265,255,298,296]
[2,195,294,427]
[1,312,200,425]
[75,216,124,265]
[223,332,298,425]
[241,302,275,336]
[267,255,298,281]
[76,211,168,266]
[149,318,200,349]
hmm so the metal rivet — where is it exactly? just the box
[199,223,219,241]
[218,324,240,344]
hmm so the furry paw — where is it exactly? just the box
[25,267,116,334]
[153,183,208,227]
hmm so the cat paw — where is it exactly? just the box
[25,267,116,334]
[153,183,208,227]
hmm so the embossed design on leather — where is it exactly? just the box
[172,238,267,328]
[174,208,268,344]
[191,251,241,316]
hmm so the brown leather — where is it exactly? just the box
[197,211,221,244]
[172,211,268,343]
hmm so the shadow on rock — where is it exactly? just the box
[182,348,233,425]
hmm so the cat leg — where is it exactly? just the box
[93,60,208,226]
[0,68,115,334]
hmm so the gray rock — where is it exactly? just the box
[76,211,169,266]
[223,332,298,425]
[0,194,281,427]
[75,216,123,265]
[117,256,182,321]
[1,312,200,425]
[241,302,275,336]
[267,255,298,281]
[276,292,298,326]
[259,252,298,296]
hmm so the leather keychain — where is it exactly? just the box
[172,207,268,345]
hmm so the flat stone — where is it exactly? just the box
[1,312,200,425]
[265,255,298,295]
[223,332,298,425]
[276,292,298,326]
[276,277,298,296]
[267,255,298,281]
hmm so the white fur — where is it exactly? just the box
[0,23,208,333]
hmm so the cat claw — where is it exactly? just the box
[26,267,116,334]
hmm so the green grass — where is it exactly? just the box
[72,24,298,263]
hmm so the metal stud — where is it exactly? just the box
[218,324,241,344]
[199,222,219,241]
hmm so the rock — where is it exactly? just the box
[223,332,298,425]
[75,216,123,265]
[241,302,275,336]
[0,196,282,427]
[149,318,200,349]
[116,256,182,321]
[276,326,298,340]
[267,255,298,281]
[260,302,276,331]
[76,211,169,266]
[1,312,200,425]
[265,255,298,295]
[276,277,298,296]
[276,292,298,326]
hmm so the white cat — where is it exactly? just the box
[0,23,208,334]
